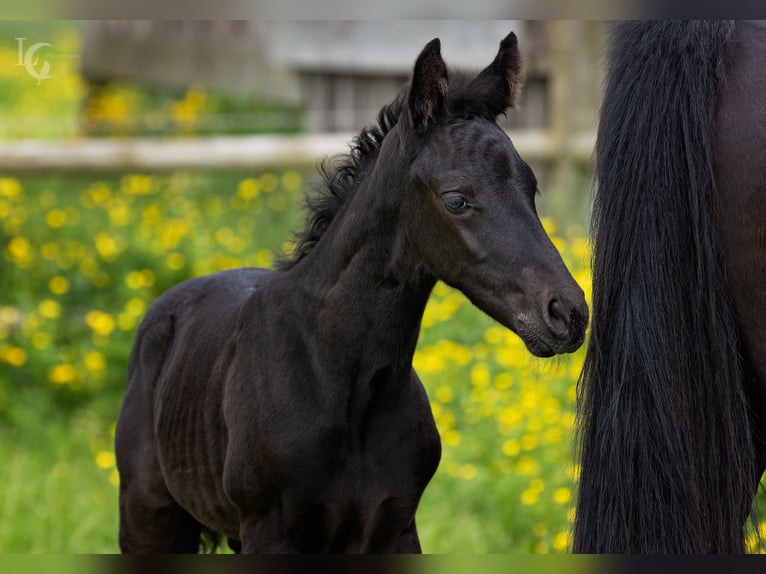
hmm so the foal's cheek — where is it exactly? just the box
[457,226,488,263]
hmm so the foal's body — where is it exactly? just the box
[121,259,440,552]
[118,33,587,553]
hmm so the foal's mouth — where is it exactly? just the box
[515,317,558,358]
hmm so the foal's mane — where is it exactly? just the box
[276,94,405,271]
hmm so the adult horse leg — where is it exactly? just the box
[714,20,766,489]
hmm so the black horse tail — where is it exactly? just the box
[574,21,759,553]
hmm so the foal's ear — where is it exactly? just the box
[407,38,449,131]
[465,31,525,117]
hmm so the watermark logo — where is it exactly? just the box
[15,38,80,85]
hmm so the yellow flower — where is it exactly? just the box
[433,282,450,297]
[451,345,472,366]
[49,276,70,295]
[566,462,581,481]
[45,209,67,228]
[95,234,120,260]
[123,174,153,195]
[85,310,116,336]
[237,178,261,200]
[0,177,22,199]
[7,236,34,267]
[159,221,189,249]
[254,249,273,268]
[125,298,146,316]
[95,451,115,469]
[470,363,490,388]
[84,351,106,372]
[443,429,461,447]
[39,299,61,319]
[483,326,504,345]
[4,346,27,366]
[520,488,540,505]
[552,236,566,254]
[498,406,522,429]
[166,252,186,271]
[125,270,155,290]
[553,487,572,505]
[553,531,572,553]
[421,302,436,329]
[502,439,520,457]
[540,216,556,235]
[745,532,758,553]
[108,201,131,226]
[49,363,77,384]
[521,433,539,451]
[88,182,112,204]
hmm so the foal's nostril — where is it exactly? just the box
[546,299,570,338]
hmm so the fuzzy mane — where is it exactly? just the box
[276,93,405,270]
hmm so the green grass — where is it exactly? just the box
[0,22,762,551]
[0,170,592,553]
[0,169,764,553]
[0,391,117,553]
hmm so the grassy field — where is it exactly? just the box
[0,21,763,556]
[1,171,764,553]
[0,20,598,554]
[0,169,596,553]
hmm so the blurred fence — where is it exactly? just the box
[0,129,595,174]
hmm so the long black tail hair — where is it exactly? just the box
[574,21,759,553]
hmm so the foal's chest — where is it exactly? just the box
[222,373,442,551]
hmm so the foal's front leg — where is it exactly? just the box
[238,512,299,554]
[394,521,423,554]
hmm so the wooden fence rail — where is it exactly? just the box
[0,130,594,174]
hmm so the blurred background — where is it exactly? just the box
[0,20,761,554]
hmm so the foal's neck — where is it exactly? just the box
[288,147,435,373]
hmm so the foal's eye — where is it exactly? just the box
[441,192,469,214]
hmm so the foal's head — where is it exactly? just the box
[400,33,588,356]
